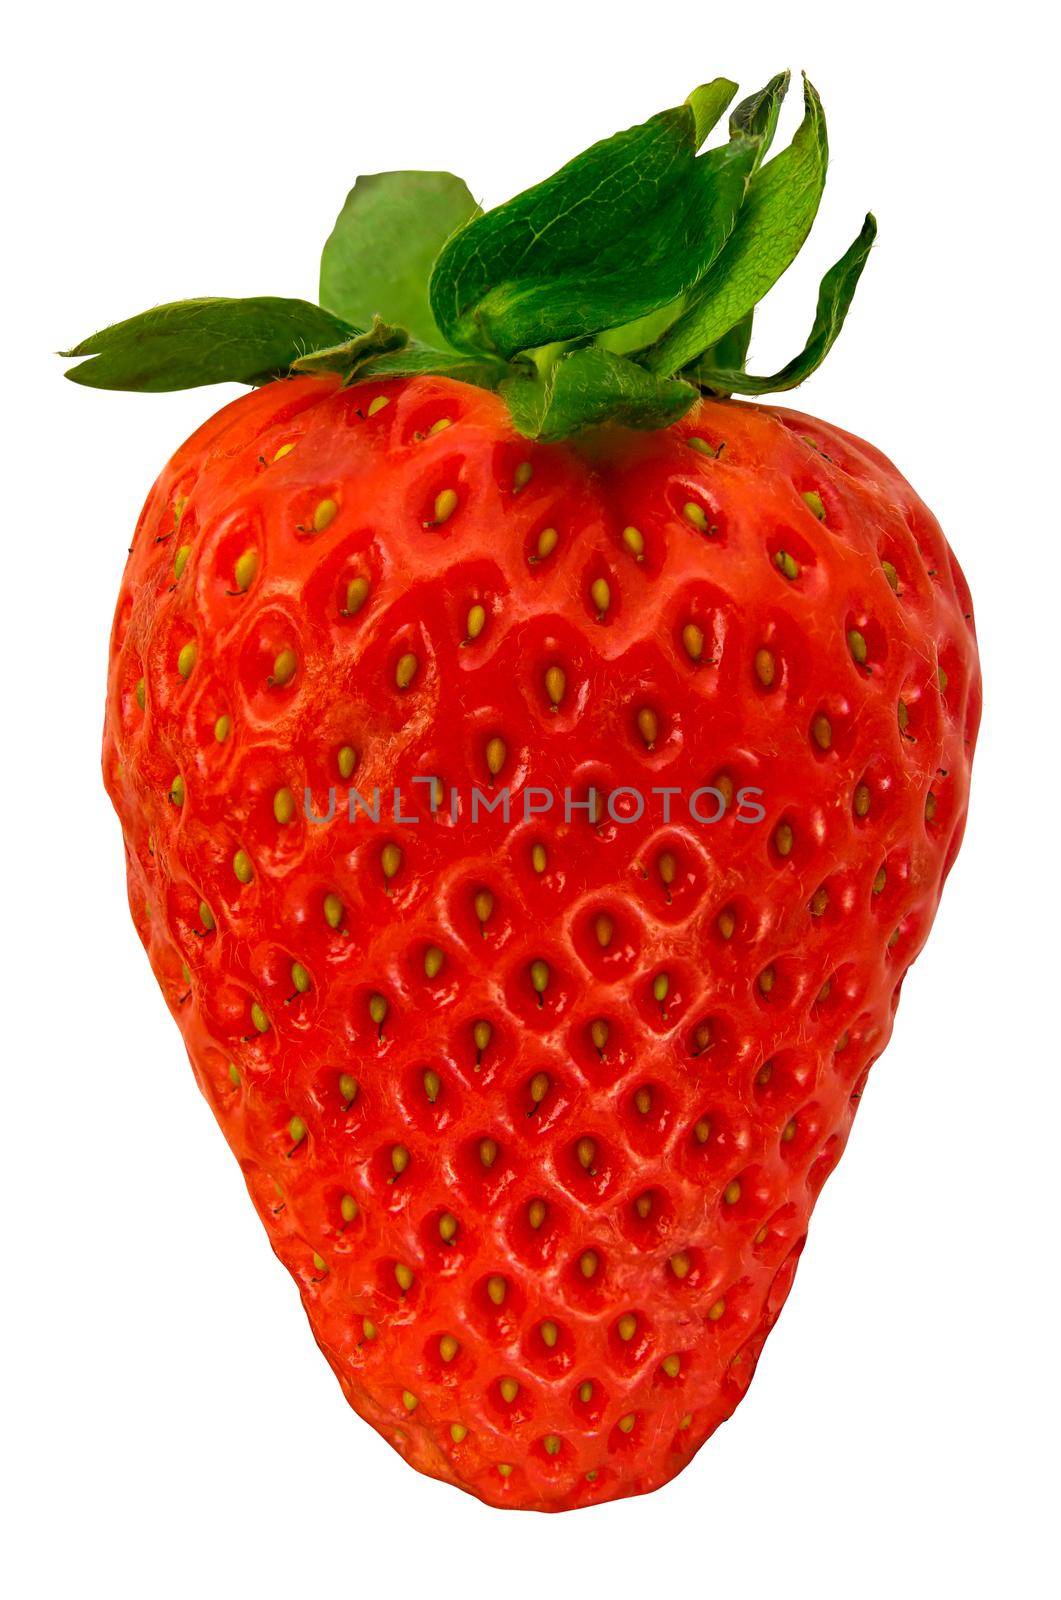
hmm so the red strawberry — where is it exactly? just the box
[70,73,979,1511]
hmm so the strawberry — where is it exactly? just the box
[67,71,979,1511]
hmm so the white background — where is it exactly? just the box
[5,3,1059,1595]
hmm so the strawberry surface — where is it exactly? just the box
[104,373,979,1509]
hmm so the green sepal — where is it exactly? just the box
[690,214,877,395]
[501,348,698,441]
[699,310,755,374]
[290,317,408,378]
[62,298,356,391]
[429,80,741,357]
[320,172,479,347]
[354,344,512,389]
[728,71,790,170]
[646,75,829,376]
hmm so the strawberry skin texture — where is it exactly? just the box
[104,373,980,1511]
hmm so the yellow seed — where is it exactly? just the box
[758,966,775,995]
[544,665,566,708]
[428,417,452,436]
[513,461,533,493]
[313,499,338,533]
[617,1413,636,1434]
[484,1275,508,1308]
[362,1318,377,1341]
[543,1434,561,1457]
[423,1069,441,1103]
[134,676,146,710]
[367,395,389,417]
[171,544,191,583]
[232,549,259,594]
[926,791,937,821]
[390,1144,410,1177]
[678,1413,692,1430]
[687,435,717,457]
[227,1063,240,1088]
[232,848,253,884]
[848,628,868,665]
[882,559,899,591]
[622,526,645,561]
[802,489,826,520]
[199,901,215,932]
[424,945,444,979]
[339,1073,359,1106]
[580,1250,598,1279]
[530,959,550,996]
[723,1180,741,1205]
[774,821,794,857]
[670,1251,691,1281]
[273,787,295,825]
[658,851,677,887]
[854,783,871,817]
[449,1422,467,1442]
[694,1117,711,1144]
[337,744,357,779]
[812,714,833,751]
[617,1313,637,1341]
[177,641,197,679]
[500,1377,519,1402]
[438,1212,458,1242]
[394,1263,414,1292]
[578,1381,594,1403]
[531,843,547,874]
[288,1115,307,1146]
[527,1199,546,1230]
[250,1002,269,1034]
[717,908,735,940]
[530,1071,550,1105]
[534,527,558,561]
[873,865,887,895]
[590,1018,609,1052]
[344,576,370,616]
[472,1019,492,1054]
[381,842,402,880]
[898,700,910,733]
[466,603,486,641]
[590,577,611,616]
[485,736,506,776]
[479,1137,499,1169]
[395,652,418,690]
[782,1119,797,1143]
[214,714,231,742]
[439,1334,459,1363]
[312,1253,327,1274]
[323,892,343,929]
[636,707,659,747]
[775,549,800,580]
[754,647,775,687]
[810,886,829,916]
[692,1019,714,1054]
[635,1086,653,1115]
[369,994,388,1026]
[661,1354,681,1378]
[497,1464,513,1479]
[652,973,669,1003]
[682,501,710,533]
[594,913,614,950]
[576,1137,596,1172]
[290,962,310,994]
[402,1390,418,1412]
[474,889,493,926]
[682,622,704,662]
[540,1320,559,1349]
[272,442,295,461]
[816,978,832,1004]
[169,774,185,806]
[707,1298,726,1321]
[428,488,458,527]
[340,1194,358,1223]
[270,647,297,687]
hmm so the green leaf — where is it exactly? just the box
[646,76,829,376]
[290,316,408,377]
[687,78,743,147]
[501,347,698,441]
[319,172,479,347]
[62,298,356,391]
[429,80,740,356]
[691,214,877,395]
[355,343,511,389]
[728,71,790,170]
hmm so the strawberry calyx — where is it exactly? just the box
[60,71,875,440]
